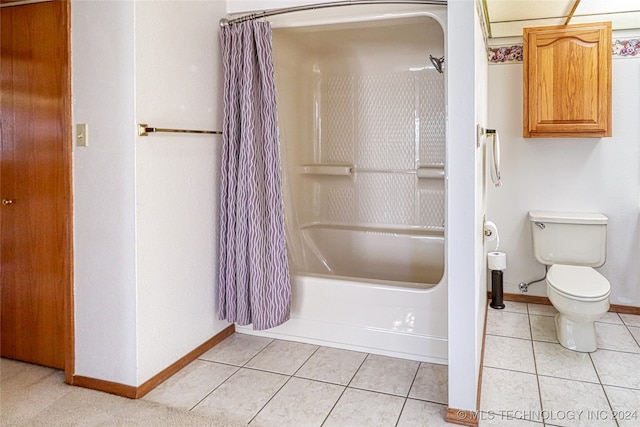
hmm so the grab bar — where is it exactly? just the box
[298,165,445,179]
[299,165,353,176]
[417,166,445,179]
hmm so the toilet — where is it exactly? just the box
[529,211,611,352]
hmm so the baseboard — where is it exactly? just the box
[72,324,235,399]
[609,303,640,315]
[477,301,489,408]
[72,375,138,398]
[445,408,479,426]
[489,292,640,315]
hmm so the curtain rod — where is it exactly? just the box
[138,124,222,137]
[220,0,447,27]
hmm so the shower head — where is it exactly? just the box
[429,55,445,74]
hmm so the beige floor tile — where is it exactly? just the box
[499,301,528,314]
[350,354,419,397]
[486,310,531,339]
[483,335,535,373]
[143,360,238,410]
[191,368,288,424]
[199,333,272,366]
[528,303,558,317]
[479,412,544,426]
[620,313,640,328]
[538,376,616,427]
[323,388,404,427]
[295,346,366,385]
[603,385,640,426]
[597,312,623,324]
[530,314,559,343]
[629,326,640,346]
[595,322,640,353]
[480,367,541,419]
[397,399,451,427]
[251,377,344,427]
[591,350,640,389]
[245,339,318,375]
[408,362,448,404]
[533,341,599,383]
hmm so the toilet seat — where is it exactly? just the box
[547,264,610,301]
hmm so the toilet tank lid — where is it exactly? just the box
[529,211,608,225]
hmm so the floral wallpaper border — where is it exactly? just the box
[488,38,640,64]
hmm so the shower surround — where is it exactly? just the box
[237,4,448,364]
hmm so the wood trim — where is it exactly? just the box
[61,0,74,387]
[609,304,640,315]
[489,293,640,315]
[501,293,552,305]
[72,375,138,399]
[477,301,489,409]
[445,408,479,426]
[71,325,235,399]
[136,324,235,398]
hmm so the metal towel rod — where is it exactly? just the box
[138,123,222,137]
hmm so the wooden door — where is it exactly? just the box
[1,0,71,370]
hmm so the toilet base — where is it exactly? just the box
[555,313,597,353]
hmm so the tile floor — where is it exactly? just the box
[142,333,451,426]
[141,302,640,427]
[2,303,639,426]
[480,302,640,427]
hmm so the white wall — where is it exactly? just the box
[487,57,640,307]
[72,0,138,385]
[227,0,332,14]
[72,0,231,387]
[446,0,486,413]
[134,0,229,385]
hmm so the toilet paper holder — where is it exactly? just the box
[483,220,500,251]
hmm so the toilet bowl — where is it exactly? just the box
[546,264,610,352]
[528,210,610,352]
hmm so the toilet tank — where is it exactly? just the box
[529,211,608,267]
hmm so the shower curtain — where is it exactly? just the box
[218,21,291,330]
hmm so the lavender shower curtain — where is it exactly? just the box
[218,21,291,330]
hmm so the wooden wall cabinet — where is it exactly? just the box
[523,22,611,138]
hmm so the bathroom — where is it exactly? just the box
[3,0,638,424]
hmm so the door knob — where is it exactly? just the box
[2,199,14,206]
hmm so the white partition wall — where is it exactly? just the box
[72,0,231,387]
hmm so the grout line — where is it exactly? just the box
[246,373,293,425]
[618,320,640,350]
[239,340,321,425]
[187,365,241,412]
[320,352,371,426]
[241,337,276,368]
[589,352,621,427]
[291,344,321,378]
[405,362,422,400]
[527,305,547,427]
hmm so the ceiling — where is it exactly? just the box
[483,0,640,39]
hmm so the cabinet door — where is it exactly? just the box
[523,22,611,138]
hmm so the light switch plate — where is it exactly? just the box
[76,123,88,147]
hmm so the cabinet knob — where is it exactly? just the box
[2,199,14,206]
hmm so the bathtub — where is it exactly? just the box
[237,3,448,364]
[300,224,444,287]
